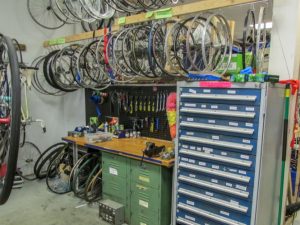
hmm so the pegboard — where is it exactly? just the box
[85,85,177,141]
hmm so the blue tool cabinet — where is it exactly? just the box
[173,82,285,225]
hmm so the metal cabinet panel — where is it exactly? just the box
[174,82,285,225]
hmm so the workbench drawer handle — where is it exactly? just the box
[180,93,257,102]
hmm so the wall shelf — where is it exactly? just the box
[43,0,259,47]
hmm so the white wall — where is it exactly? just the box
[0,0,86,150]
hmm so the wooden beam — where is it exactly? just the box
[43,0,258,47]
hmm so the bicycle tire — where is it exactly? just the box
[0,35,21,205]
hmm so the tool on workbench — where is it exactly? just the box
[140,142,166,166]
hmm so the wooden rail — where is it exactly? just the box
[43,0,259,47]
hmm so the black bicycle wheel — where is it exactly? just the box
[84,163,102,202]
[27,0,65,30]
[17,142,41,181]
[0,35,21,205]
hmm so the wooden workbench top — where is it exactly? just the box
[63,136,175,168]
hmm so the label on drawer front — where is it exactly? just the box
[229,122,239,127]
[185,103,196,107]
[187,118,194,122]
[188,159,196,164]
[203,147,213,153]
[221,152,227,156]
[245,123,254,127]
[227,90,236,94]
[140,223,147,225]
[220,211,230,217]
[236,185,247,191]
[203,89,211,93]
[199,162,206,166]
[226,182,233,187]
[212,165,220,169]
[181,157,189,162]
[197,147,202,151]
[189,89,197,94]
[206,191,214,197]
[230,106,237,110]
[139,176,150,183]
[185,215,195,221]
[243,139,251,144]
[109,167,118,176]
[182,145,188,149]
[190,146,196,150]
[186,132,194,136]
[229,169,238,173]
[139,200,149,208]
[212,135,219,140]
[201,104,207,108]
[239,170,247,175]
[246,107,255,111]
[187,200,195,206]
[189,174,196,178]
[211,179,218,183]
[240,155,250,160]
[230,200,240,206]
[211,105,218,109]
[208,120,216,124]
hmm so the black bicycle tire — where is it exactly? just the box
[84,163,102,202]
[0,35,21,205]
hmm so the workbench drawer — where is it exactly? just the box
[131,183,160,214]
[180,87,261,106]
[102,152,129,178]
[131,212,159,225]
[130,159,161,189]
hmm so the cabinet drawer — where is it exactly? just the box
[131,212,159,225]
[102,176,128,200]
[131,183,160,214]
[180,87,261,105]
[180,116,258,139]
[130,159,161,189]
[102,152,128,178]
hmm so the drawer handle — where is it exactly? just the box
[180,135,253,151]
[180,108,256,118]
[177,203,247,225]
[179,149,252,167]
[179,162,251,183]
[178,188,248,213]
[180,121,255,135]
[180,93,257,101]
[178,175,249,198]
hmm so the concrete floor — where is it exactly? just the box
[0,180,110,225]
[2,181,300,225]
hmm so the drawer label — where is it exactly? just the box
[206,191,214,197]
[190,146,196,150]
[185,103,196,107]
[212,165,220,169]
[189,89,197,94]
[229,122,239,127]
[236,185,247,191]
[239,170,247,175]
[240,155,250,160]
[187,200,195,206]
[188,159,195,164]
[246,107,255,111]
[229,169,238,173]
[203,147,213,152]
[220,211,230,216]
[186,132,194,136]
[203,89,211,93]
[139,200,149,208]
[208,120,216,124]
[243,139,251,144]
[139,176,150,183]
[187,118,194,122]
[227,90,236,94]
[230,200,240,206]
[199,162,206,166]
[211,105,218,109]
[199,81,232,88]
[212,136,219,140]
[182,145,189,149]
[221,152,227,156]
[182,157,189,162]
[230,106,237,110]
[109,167,118,176]
[245,123,254,127]
[197,147,202,151]
[226,182,233,187]
[189,174,196,178]
[211,179,218,183]
[185,215,195,221]
[201,104,207,108]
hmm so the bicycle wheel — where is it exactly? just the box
[27,0,65,30]
[0,35,21,205]
[17,142,41,181]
